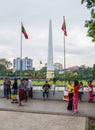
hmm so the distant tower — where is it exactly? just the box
[47,19,54,79]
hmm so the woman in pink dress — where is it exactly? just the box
[73,80,79,113]
[88,80,93,103]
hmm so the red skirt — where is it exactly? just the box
[19,89,25,101]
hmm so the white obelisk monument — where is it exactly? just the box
[47,19,54,80]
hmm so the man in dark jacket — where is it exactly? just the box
[42,81,50,100]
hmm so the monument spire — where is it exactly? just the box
[47,19,54,80]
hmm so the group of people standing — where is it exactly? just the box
[3,78,94,110]
[67,79,94,113]
[3,77,33,106]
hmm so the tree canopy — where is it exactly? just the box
[0,58,12,68]
[81,0,95,42]
[81,0,95,8]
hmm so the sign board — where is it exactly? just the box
[47,70,54,79]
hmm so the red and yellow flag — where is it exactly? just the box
[61,18,67,36]
[21,22,28,39]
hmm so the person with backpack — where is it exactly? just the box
[42,81,50,100]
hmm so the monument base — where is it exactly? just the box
[47,70,54,80]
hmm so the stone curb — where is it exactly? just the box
[0,108,93,118]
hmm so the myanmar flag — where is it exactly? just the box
[61,18,67,36]
[21,22,28,39]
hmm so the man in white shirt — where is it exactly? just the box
[27,79,33,98]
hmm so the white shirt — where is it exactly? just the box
[27,79,32,90]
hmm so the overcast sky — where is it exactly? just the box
[0,0,94,69]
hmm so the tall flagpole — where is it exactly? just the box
[63,16,66,71]
[62,16,67,89]
[20,22,23,78]
[20,22,28,78]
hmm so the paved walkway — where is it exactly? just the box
[0,98,94,130]
[0,98,95,117]
[0,111,87,130]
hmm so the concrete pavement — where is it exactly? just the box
[0,98,94,130]
[0,98,95,117]
[0,111,87,130]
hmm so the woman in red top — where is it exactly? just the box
[88,80,93,102]
[73,80,79,113]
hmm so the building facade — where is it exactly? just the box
[54,63,63,70]
[13,57,33,70]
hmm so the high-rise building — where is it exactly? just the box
[13,57,33,70]
[13,58,21,70]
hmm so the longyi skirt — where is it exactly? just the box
[19,89,24,101]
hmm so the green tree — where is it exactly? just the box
[81,0,95,8]
[0,58,12,68]
[0,64,6,70]
[92,64,95,77]
[81,0,95,42]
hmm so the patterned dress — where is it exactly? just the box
[18,83,25,102]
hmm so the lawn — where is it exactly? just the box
[1,79,95,86]
[89,118,95,130]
